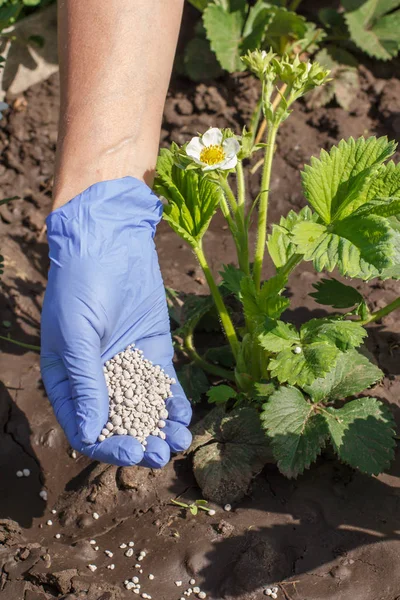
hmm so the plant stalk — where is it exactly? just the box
[219,175,238,215]
[253,124,279,289]
[279,253,303,280]
[235,162,250,275]
[0,335,40,351]
[236,162,245,208]
[184,330,236,382]
[254,84,287,146]
[194,243,240,359]
[360,296,400,325]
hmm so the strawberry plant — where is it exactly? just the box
[154,50,399,501]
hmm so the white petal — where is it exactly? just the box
[202,127,223,147]
[219,154,238,170]
[202,162,221,172]
[223,137,240,157]
[186,137,204,160]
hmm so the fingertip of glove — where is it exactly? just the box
[88,435,144,466]
[140,436,170,469]
[165,397,192,427]
[163,421,192,453]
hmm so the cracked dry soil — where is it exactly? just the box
[1,23,400,600]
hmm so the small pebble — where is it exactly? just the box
[87,564,97,572]
[125,582,134,590]
[107,564,115,570]
[94,546,99,551]
[105,550,113,557]
[16,470,23,478]
[71,450,77,458]
[135,563,141,568]
[55,533,61,539]
[46,520,53,526]
[190,579,196,585]
[129,541,135,547]
[271,588,278,594]
[294,346,302,354]
[148,574,155,580]
[271,595,278,600]
[193,587,200,594]
[133,590,140,595]
[265,590,272,597]
[90,540,96,545]
[198,593,206,599]
[119,543,127,549]
[92,512,100,520]
[23,468,30,477]
[125,548,134,557]
[39,490,47,500]
[51,509,57,514]
[132,577,139,584]
[208,509,216,516]
[175,581,183,587]
[139,569,143,574]
[224,504,232,512]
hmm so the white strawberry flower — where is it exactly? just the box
[186,127,240,172]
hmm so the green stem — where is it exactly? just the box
[184,330,236,382]
[219,195,235,231]
[253,124,279,289]
[360,296,400,325]
[194,243,240,359]
[236,162,245,208]
[219,175,238,215]
[279,253,303,280]
[0,335,40,351]
[235,162,250,276]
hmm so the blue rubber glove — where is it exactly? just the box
[40,177,192,468]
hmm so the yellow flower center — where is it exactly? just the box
[200,144,225,166]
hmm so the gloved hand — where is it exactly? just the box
[40,177,192,468]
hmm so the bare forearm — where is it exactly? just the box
[53,0,183,208]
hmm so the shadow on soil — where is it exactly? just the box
[0,381,45,527]
[192,452,400,595]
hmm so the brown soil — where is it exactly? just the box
[1,26,400,600]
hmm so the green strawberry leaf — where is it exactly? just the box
[259,320,299,353]
[192,406,272,502]
[292,214,394,279]
[301,136,396,224]
[184,36,224,81]
[177,363,210,404]
[261,386,329,478]
[351,161,400,218]
[267,206,317,269]
[263,6,308,53]
[207,384,238,404]
[240,274,289,329]
[241,0,275,52]
[154,147,223,246]
[203,4,245,72]
[300,318,367,351]
[268,343,341,387]
[343,0,400,61]
[254,381,277,399]
[219,264,246,298]
[310,278,364,309]
[302,349,383,403]
[324,397,396,474]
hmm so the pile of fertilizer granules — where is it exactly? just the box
[98,345,173,447]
